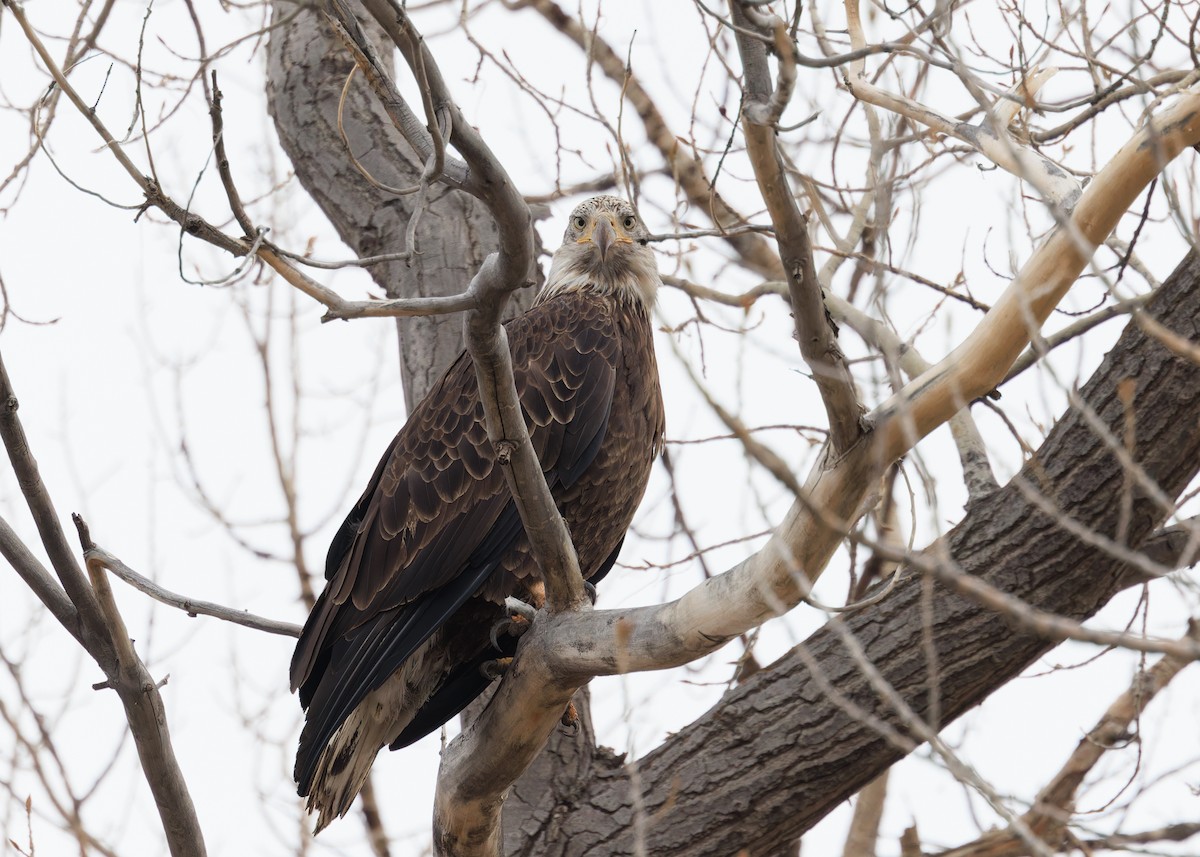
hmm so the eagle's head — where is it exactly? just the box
[542,196,659,307]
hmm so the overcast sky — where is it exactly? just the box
[1,1,1197,855]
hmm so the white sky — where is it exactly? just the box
[0,1,1197,855]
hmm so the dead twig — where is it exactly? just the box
[730,5,865,454]
[82,541,302,638]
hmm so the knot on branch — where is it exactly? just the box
[495,439,515,466]
[4,395,17,413]
[141,178,160,206]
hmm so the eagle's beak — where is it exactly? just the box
[593,216,616,262]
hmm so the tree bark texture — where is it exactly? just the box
[266,3,534,407]
[515,252,1200,855]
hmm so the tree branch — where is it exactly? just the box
[842,772,889,857]
[71,516,208,857]
[0,331,209,857]
[323,0,471,190]
[0,349,113,667]
[729,4,866,454]
[938,621,1200,857]
[85,542,302,637]
[841,1,1081,212]
[516,0,788,280]
[0,513,79,639]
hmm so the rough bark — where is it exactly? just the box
[265,3,532,407]
[518,252,1200,855]
[499,687,612,856]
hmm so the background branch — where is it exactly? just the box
[730,4,865,454]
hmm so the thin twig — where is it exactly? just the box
[730,3,865,454]
[84,542,302,638]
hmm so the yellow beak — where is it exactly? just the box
[593,216,616,262]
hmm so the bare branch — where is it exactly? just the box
[842,772,889,857]
[841,1,1082,212]
[1029,623,1198,823]
[323,0,471,190]
[517,0,788,280]
[85,542,302,638]
[208,71,255,239]
[730,4,866,454]
[1080,823,1200,852]
[0,514,78,637]
[0,349,113,667]
[1005,293,1155,382]
[939,622,1200,857]
[4,0,486,333]
[823,291,998,503]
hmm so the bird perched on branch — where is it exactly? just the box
[290,196,665,830]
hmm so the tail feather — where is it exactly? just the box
[299,637,447,831]
[306,716,382,833]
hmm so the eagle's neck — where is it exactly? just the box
[539,250,660,310]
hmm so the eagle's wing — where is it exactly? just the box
[291,291,620,787]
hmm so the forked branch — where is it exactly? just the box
[0,341,207,857]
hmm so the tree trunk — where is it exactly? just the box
[266,3,530,407]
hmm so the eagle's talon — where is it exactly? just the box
[480,657,513,681]
[489,620,506,651]
[489,612,531,651]
[584,581,598,605]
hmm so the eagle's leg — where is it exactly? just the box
[503,595,538,620]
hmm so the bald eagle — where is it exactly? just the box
[290,196,665,829]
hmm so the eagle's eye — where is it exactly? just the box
[622,215,636,230]
[573,215,587,230]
